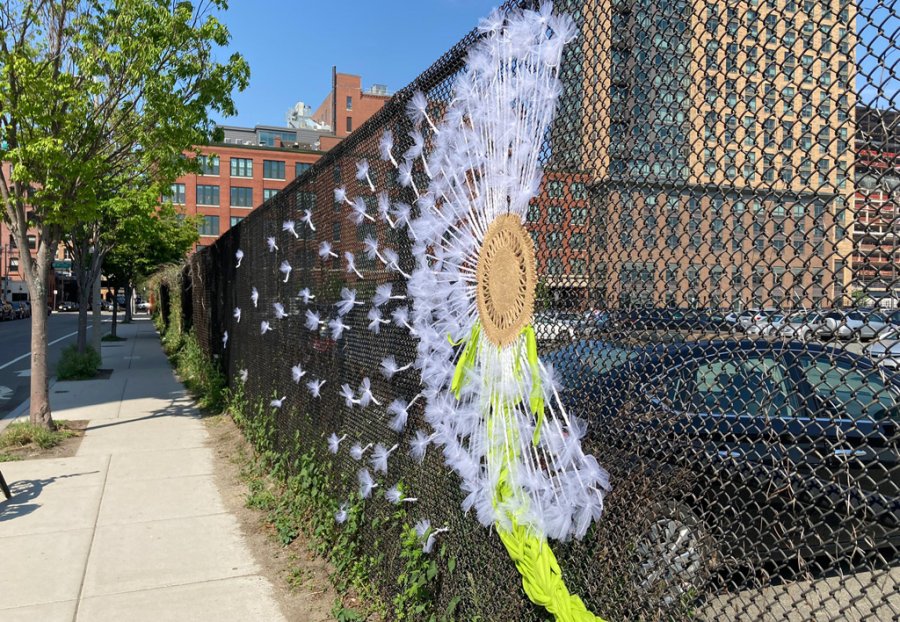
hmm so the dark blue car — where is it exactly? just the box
[547,339,899,602]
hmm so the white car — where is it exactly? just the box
[745,312,787,338]
[818,309,891,340]
[136,300,151,311]
[735,308,778,333]
[866,329,900,368]
[778,311,824,341]
[532,311,579,341]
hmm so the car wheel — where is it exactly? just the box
[634,501,715,608]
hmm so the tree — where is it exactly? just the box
[0,0,248,428]
[105,200,199,336]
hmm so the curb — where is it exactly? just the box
[0,377,57,434]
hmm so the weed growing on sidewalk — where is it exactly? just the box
[0,421,79,451]
[56,344,101,380]
[160,326,225,413]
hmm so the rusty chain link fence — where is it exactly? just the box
[176,0,898,619]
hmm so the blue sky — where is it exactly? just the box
[212,0,498,127]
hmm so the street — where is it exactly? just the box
[0,311,106,419]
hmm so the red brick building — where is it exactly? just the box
[312,68,391,151]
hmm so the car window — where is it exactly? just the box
[678,355,792,418]
[798,355,900,419]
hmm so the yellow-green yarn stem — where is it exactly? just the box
[451,323,606,622]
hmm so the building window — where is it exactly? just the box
[196,185,219,206]
[263,160,285,179]
[230,158,253,178]
[166,183,186,204]
[548,205,563,223]
[547,180,564,198]
[572,207,588,225]
[332,221,342,242]
[346,116,353,133]
[346,95,353,110]
[230,216,243,227]
[263,188,279,201]
[570,182,587,200]
[546,231,562,249]
[571,233,586,249]
[9,258,19,273]
[198,215,219,237]
[199,155,220,175]
[27,234,37,250]
[258,130,296,147]
[230,186,253,207]
[295,162,311,178]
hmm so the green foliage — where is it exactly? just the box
[331,600,364,622]
[0,421,78,450]
[168,331,225,413]
[56,344,101,380]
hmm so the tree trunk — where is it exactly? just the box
[111,286,119,337]
[26,250,53,429]
[91,269,102,359]
[125,283,133,323]
[75,261,90,353]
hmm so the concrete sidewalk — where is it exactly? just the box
[0,319,286,622]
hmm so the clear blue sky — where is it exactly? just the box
[212,0,498,127]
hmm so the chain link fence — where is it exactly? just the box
[179,0,898,618]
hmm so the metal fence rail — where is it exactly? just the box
[182,0,898,619]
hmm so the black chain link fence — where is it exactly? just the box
[178,0,898,619]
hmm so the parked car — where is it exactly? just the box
[745,312,787,337]
[136,299,151,312]
[59,301,78,312]
[10,302,27,319]
[818,309,891,341]
[532,311,581,342]
[734,308,780,333]
[548,339,899,601]
[778,310,824,341]
[0,301,13,321]
[866,329,900,369]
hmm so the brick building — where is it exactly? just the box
[312,68,391,151]
[528,0,856,311]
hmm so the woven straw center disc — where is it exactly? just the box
[476,214,537,348]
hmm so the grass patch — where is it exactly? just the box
[0,451,23,462]
[0,420,79,451]
[56,344,101,380]
[101,334,127,342]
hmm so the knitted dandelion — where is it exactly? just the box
[384,5,607,620]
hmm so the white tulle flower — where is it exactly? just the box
[235,249,244,268]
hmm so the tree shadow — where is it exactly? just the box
[0,470,100,522]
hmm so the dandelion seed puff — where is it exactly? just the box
[344,252,364,278]
[233,307,241,323]
[282,220,299,238]
[409,430,431,462]
[350,442,371,461]
[372,283,394,307]
[222,331,228,349]
[380,356,411,380]
[414,519,431,539]
[266,236,278,252]
[301,209,316,231]
[298,288,314,304]
[319,241,337,259]
[304,310,322,331]
[334,186,349,205]
[357,468,377,499]
[397,159,413,189]
[357,377,381,407]
[376,191,394,226]
[335,502,349,524]
[405,130,425,160]
[336,287,361,316]
[369,443,396,474]
[270,396,286,408]
[385,485,417,505]
[260,320,272,335]
[355,159,375,192]
[363,235,383,262]
[272,302,287,319]
[239,369,248,383]
[340,383,359,408]
[379,130,397,166]
[306,377,325,398]
[291,364,306,384]
[367,307,389,334]
[279,260,292,283]
[349,196,374,225]
[328,432,346,454]
[386,399,409,432]
[328,318,349,340]
[235,249,244,268]
[251,287,259,308]
[392,306,411,329]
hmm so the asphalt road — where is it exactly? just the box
[0,311,101,419]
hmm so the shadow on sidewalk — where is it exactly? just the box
[84,398,201,432]
[0,471,99,522]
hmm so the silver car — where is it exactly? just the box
[819,309,890,340]
[866,328,900,368]
[778,310,824,341]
